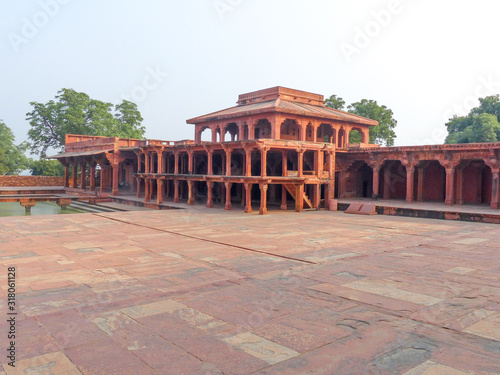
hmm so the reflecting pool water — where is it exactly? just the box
[0,202,84,217]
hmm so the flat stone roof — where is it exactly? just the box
[1,210,500,373]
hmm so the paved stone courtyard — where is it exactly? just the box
[1,208,500,374]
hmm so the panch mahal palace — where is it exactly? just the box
[52,86,500,214]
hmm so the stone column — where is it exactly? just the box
[174,152,179,175]
[136,178,141,198]
[445,168,455,206]
[238,123,245,141]
[245,183,252,213]
[406,167,415,203]
[79,162,86,190]
[225,149,232,176]
[187,151,194,174]
[111,164,119,196]
[313,184,321,209]
[158,151,164,174]
[260,148,267,177]
[207,181,214,208]
[315,150,323,177]
[145,152,150,173]
[224,182,232,210]
[259,183,268,215]
[220,126,226,142]
[372,166,380,198]
[282,151,288,177]
[207,149,213,175]
[491,169,500,209]
[295,184,304,212]
[417,166,425,202]
[137,153,142,173]
[281,185,288,210]
[298,150,304,177]
[187,180,194,205]
[174,180,180,203]
[157,180,164,204]
[245,149,252,177]
[89,164,96,191]
[211,127,218,143]
[64,165,70,188]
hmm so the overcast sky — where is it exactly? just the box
[1,0,500,151]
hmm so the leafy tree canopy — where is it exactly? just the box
[445,95,500,144]
[0,121,28,175]
[325,95,397,146]
[28,159,65,177]
[26,89,145,157]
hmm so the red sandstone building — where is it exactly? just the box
[52,87,500,214]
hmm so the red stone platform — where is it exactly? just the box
[1,210,500,374]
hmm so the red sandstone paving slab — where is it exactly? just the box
[137,313,268,374]
[65,338,159,375]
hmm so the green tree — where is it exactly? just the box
[325,95,346,110]
[325,95,397,146]
[26,89,145,157]
[28,159,65,176]
[0,121,28,175]
[445,95,500,144]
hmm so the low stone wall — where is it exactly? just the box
[0,175,65,187]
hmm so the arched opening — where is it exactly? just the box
[280,119,300,141]
[415,161,445,202]
[349,128,364,144]
[316,124,334,143]
[255,119,272,139]
[457,160,492,205]
[225,123,239,141]
[198,126,211,142]
[380,160,407,200]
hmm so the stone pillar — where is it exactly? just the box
[295,184,304,212]
[111,164,119,196]
[406,167,415,203]
[315,150,323,177]
[157,180,164,204]
[445,168,455,206]
[260,148,267,177]
[313,184,321,209]
[212,127,218,143]
[281,185,288,210]
[224,182,232,210]
[259,183,268,215]
[282,151,288,177]
[187,180,194,205]
[207,182,214,208]
[417,166,425,202]
[137,153,142,173]
[158,151,164,174]
[79,162,86,190]
[220,126,226,142]
[245,149,252,177]
[174,153,179,174]
[187,151,194,174]
[100,166,106,194]
[89,164,96,191]
[207,150,213,175]
[245,183,252,213]
[298,151,304,177]
[491,169,500,209]
[225,149,232,176]
[174,180,180,203]
[136,178,141,198]
[145,152,150,173]
[238,124,245,141]
[64,165,70,188]
[372,166,380,198]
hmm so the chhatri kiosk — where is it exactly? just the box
[53,86,500,214]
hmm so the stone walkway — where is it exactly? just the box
[1,209,500,374]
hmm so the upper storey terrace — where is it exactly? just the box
[187,86,378,148]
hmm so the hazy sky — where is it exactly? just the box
[2,0,500,150]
